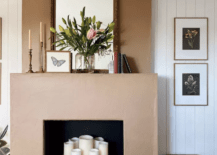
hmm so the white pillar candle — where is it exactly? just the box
[98,142,108,155]
[89,149,99,155]
[69,137,79,148]
[64,141,74,155]
[40,22,43,42]
[29,30,32,49]
[94,137,104,149]
[79,135,93,155]
[71,149,81,155]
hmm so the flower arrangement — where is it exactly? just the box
[184,29,199,49]
[50,7,115,69]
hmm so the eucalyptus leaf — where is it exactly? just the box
[93,16,96,23]
[50,27,56,33]
[62,18,66,24]
[59,25,64,32]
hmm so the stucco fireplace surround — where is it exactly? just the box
[10,74,158,155]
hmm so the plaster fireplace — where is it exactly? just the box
[11,74,158,155]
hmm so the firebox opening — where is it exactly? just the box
[44,120,124,155]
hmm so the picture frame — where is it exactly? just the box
[174,63,208,106]
[0,18,2,59]
[174,17,208,60]
[45,50,71,73]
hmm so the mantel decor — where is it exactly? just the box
[50,7,115,70]
[45,50,71,73]
[174,17,208,60]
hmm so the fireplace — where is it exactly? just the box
[11,74,158,155]
[44,120,123,155]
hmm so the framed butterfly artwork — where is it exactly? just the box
[45,50,71,73]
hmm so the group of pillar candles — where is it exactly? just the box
[64,135,108,155]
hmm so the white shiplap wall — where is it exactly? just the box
[152,0,217,154]
[0,0,22,145]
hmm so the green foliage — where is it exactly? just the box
[50,7,115,57]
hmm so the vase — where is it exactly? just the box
[75,53,84,70]
[75,54,95,70]
[84,55,95,70]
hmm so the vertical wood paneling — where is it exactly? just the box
[205,0,215,154]
[152,0,167,154]
[175,0,186,154]
[154,0,217,154]
[166,0,176,154]
[156,0,167,154]
[195,0,205,154]
[215,0,217,154]
[0,0,22,145]
[185,0,196,154]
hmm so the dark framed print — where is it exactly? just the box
[45,50,71,73]
[174,17,208,60]
[174,63,208,106]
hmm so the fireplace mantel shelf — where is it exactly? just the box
[11,73,158,155]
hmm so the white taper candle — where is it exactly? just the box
[29,30,32,49]
[40,22,43,42]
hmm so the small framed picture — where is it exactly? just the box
[174,17,208,60]
[45,50,71,73]
[174,63,208,106]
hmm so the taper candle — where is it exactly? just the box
[64,141,74,155]
[40,22,43,42]
[94,137,104,149]
[79,135,93,155]
[29,30,32,49]
[98,142,108,155]
[71,149,81,155]
[69,137,79,148]
[89,149,99,155]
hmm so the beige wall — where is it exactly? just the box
[22,0,51,73]
[22,0,152,73]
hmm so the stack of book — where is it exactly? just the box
[114,52,132,74]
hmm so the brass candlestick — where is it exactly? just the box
[37,42,44,73]
[26,49,34,73]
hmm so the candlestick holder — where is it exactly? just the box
[26,49,34,73]
[36,42,44,73]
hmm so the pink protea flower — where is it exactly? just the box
[87,28,97,40]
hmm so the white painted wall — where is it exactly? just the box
[152,0,217,154]
[0,0,22,146]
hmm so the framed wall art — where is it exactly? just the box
[0,18,2,59]
[45,50,71,73]
[174,63,208,106]
[174,17,208,60]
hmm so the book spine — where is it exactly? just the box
[114,52,118,73]
[123,54,132,73]
[118,53,122,73]
[121,54,124,73]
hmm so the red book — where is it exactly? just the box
[114,52,118,73]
